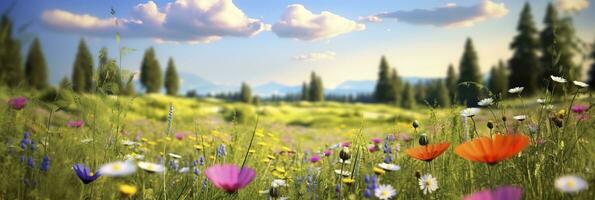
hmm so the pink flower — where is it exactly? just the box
[310,155,320,163]
[371,138,382,144]
[463,186,522,200]
[398,133,413,142]
[323,149,332,156]
[576,113,590,121]
[175,133,184,140]
[341,142,351,147]
[368,145,379,153]
[8,97,27,110]
[67,120,85,128]
[571,104,588,114]
[204,164,256,193]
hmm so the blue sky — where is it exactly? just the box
[2,0,594,88]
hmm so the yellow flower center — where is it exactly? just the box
[566,180,575,188]
[112,164,122,171]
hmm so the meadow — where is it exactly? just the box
[0,81,593,200]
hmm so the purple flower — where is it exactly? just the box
[463,186,522,200]
[8,97,27,110]
[341,142,351,147]
[40,155,50,172]
[27,156,35,168]
[175,133,184,140]
[371,138,382,144]
[310,155,320,163]
[368,145,379,153]
[323,149,332,156]
[571,104,588,114]
[67,120,85,128]
[204,164,256,193]
[72,163,101,184]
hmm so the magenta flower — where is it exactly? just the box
[175,133,184,140]
[341,142,351,147]
[368,145,379,153]
[310,155,320,163]
[8,97,27,110]
[463,186,522,200]
[323,149,332,156]
[371,138,382,144]
[571,104,588,114]
[67,120,84,128]
[204,164,256,193]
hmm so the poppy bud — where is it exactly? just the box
[553,117,563,128]
[339,147,351,161]
[418,134,428,146]
[487,121,494,130]
[415,170,421,179]
[501,116,507,122]
[412,120,420,129]
[269,187,280,198]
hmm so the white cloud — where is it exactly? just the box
[555,0,589,11]
[272,4,365,41]
[375,0,508,27]
[41,0,269,44]
[292,51,336,61]
[358,15,383,23]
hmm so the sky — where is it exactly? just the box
[2,0,594,88]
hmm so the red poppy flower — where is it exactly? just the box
[455,134,529,164]
[405,142,450,161]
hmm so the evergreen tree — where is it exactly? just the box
[508,3,540,95]
[59,77,71,90]
[445,64,457,102]
[140,47,162,93]
[488,60,508,97]
[309,72,324,102]
[436,80,451,107]
[240,82,252,103]
[391,68,402,105]
[414,82,427,105]
[123,81,136,96]
[557,17,580,82]
[400,83,415,109]
[164,57,180,96]
[373,56,395,103]
[457,38,482,106]
[0,15,24,87]
[301,82,309,101]
[589,39,595,90]
[24,37,48,90]
[97,48,123,94]
[72,39,94,93]
[539,3,559,88]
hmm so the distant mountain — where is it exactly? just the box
[253,82,301,97]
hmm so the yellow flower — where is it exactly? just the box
[272,171,286,179]
[282,146,292,152]
[373,167,386,176]
[194,144,203,151]
[249,149,256,153]
[141,138,149,142]
[119,184,137,198]
[257,142,269,146]
[267,155,276,160]
[342,178,355,185]
[147,141,157,146]
[275,167,286,173]
[261,158,271,163]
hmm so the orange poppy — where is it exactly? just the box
[454,134,530,164]
[405,143,450,161]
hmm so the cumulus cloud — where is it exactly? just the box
[555,0,589,11]
[374,0,508,27]
[358,15,383,23]
[292,51,336,61]
[272,4,365,41]
[41,0,269,44]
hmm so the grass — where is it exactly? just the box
[0,86,593,199]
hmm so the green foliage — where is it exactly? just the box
[301,82,309,101]
[391,68,403,105]
[24,37,48,90]
[140,47,162,93]
[164,57,180,96]
[589,39,595,90]
[97,47,123,95]
[414,82,426,105]
[488,60,508,97]
[445,64,458,102]
[240,82,252,103]
[0,15,24,87]
[426,80,451,107]
[400,83,415,109]
[373,56,395,103]
[308,72,324,102]
[59,76,71,90]
[72,39,94,93]
[221,105,255,123]
[457,38,482,106]
[508,3,540,95]
[37,87,74,110]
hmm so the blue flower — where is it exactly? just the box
[194,167,200,175]
[30,140,36,151]
[199,156,205,166]
[72,164,101,184]
[217,144,226,157]
[40,155,50,172]
[27,156,35,168]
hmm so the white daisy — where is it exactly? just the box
[121,140,138,146]
[508,87,524,94]
[378,163,401,171]
[168,153,182,159]
[550,75,567,83]
[419,174,438,195]
[98,160,137,177]
[536,98,546,104]
[334,169,351,177]
[337,160,352,164]
[374,184,397,200]
[137,161,165,173]
[573,81,589,88]
[178,167,189,173]
[555,175,588,193]
[513,115,527,121]
[460,108,481,117]
[80,138,93,143]
[477,98,494,107]
[271,179,287,188]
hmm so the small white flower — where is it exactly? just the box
[513,115,527,121]
[419,174,438,195]
[271,179,287,188]
[536,98,546,104]
[178,167,189,173]
[477,98,494,107]
[545,105,555,110]
[555,175,588,193]
[98,160,137,177]
[374,184,397,200]
[460,108,481,117]
[334,169,351,177]
[550,75,567,83]
[168,153,182,159]
[337,160,352,164]
[573,81,589,88]
[121,140,138,146]
[508,87,524,94]
[81,138,93,143]
[124,154,144,160]
[137,161,165,173]
[378,163,401,171]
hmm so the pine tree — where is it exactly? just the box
[373,56,395,103]
[400,83,415,109]
[140,47,162,93]
[457,38,482,106]
[414,82,427,105]
[445,64,457,102]
[589,39,595,90]
[97,48,123,94]
[0,15,24,87]
[540,3,559,88]
[72,39,94,93]
[508,3,540,95]
[240,82,252,103]
[24,37,48,90]
[557,17,580,82]
[436,80,451,107]
[309,72,324,102]
[301,82,309,101]
[391,68,402,105]
[164,57,180,96]
[488,60,508,97]
[59,77,71,90]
